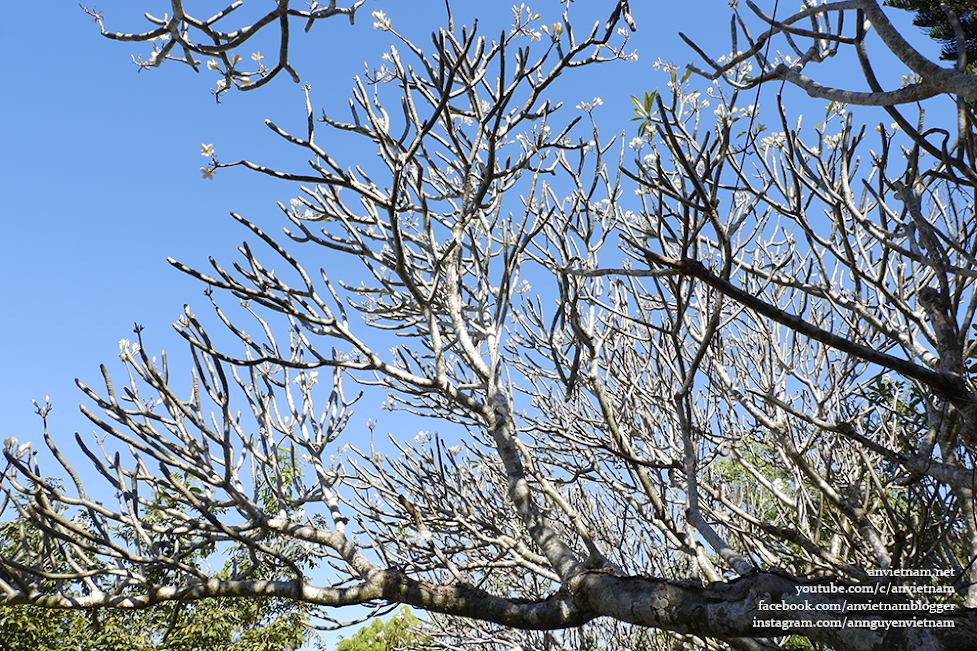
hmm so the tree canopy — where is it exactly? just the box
[4,1,977,650]
[884,0,977,63]
[335,607,421,651]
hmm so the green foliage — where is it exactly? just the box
[0,605,87,651]
[0,457,312,651]
[782,635,818,650]
[885,0,977,63]
[630,89,658,138]
[0,599,310,651]
[335,608,421,651]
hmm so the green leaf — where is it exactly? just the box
[645,89,657,112]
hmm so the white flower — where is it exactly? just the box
[760,132,786,149]
[372,10,392,31]
[653,57,679,73]
[295,371,319,386]
[3,438,31,459]
[119,338,141,358]
[251,51,263,64]
[629,137,646,151]
[643,152,658,166]
[201,166,215,180]
[576,97,602,112]
[206,59,220,71]
[216,79,227,90]
[415,431,430,443]
[827,102,847,118]
[230,53,242,66]
[200,143,215,157]
[901,73,921,87]
[714,104,734,126]
[824,133,843,150]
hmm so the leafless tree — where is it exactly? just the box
[80,0,368,98]
[5,1,977,650]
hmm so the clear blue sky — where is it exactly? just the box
[0,0,731,480]
[0,0,936,447]
[0,0,945,643]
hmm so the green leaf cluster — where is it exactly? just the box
[0,599,310,651]
[630,89,658,138]
[335,607,422,651]
[0,451,314,651]
[885,0,977,63]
